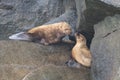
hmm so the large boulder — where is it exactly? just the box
[84,0,120,47]
[0,0,64,39]
[0,0,87,40]
[100,0,120,7]
[0,0,90,80]
[91,14,120,80]
[0,40,72,66]
[0,40,90,80]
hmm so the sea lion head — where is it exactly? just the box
[63,28,72,35]
[75,32,86,44]
[59,22,72,35]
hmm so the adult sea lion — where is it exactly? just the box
[66,32,92,68]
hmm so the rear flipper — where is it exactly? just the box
[9,32,31,41]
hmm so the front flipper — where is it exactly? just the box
[65,59,81,68]
[40,38,49,45]
[62,35,75,43]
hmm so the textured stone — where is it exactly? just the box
[91,14,120,80]
[84,0,120,47]
[0,40,90,80]
[0,64,35,80]
[101,0,120,7]
[0,0,87,43]
[0,40,72,66]
[0,0,89,80]
[0,0,64,39]
[22,65,90,80]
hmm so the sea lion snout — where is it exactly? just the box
[64,28,72,35]
[75,31,81,36]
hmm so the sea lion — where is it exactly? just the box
[9,22,72,45]
[66,32,92,68]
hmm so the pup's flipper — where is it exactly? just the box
[9,32,31,41]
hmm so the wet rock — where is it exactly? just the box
[91,14,120,80]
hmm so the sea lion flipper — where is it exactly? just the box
[62,35,75,43]
[65,59,81,68]
[9,32,31,41]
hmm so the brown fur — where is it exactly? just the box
[27,22,72,45]
[71,32,92,67]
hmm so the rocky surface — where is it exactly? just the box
[0,0,87,42]
[0,40,71,66]
[22,65,90,80]
[100,0,120,7]
[91,14,120,80]
[0,0,90,80]
[1,0,120,80]
[0,40,90,80]
[84,0,120,47]
[0,0,64,39]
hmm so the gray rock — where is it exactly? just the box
[84,0,120,47]
[100,0,120,7]
[0,0,87,42]
[0,64,35,80]
[0,0,89,79]
[0,40,90,80]
[75,0,86,29]
[22,64,90,80]
[91,14,120,80]
[0,0,64,39]
[0,40,71,66]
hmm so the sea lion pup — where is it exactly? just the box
[9,22,72,45]
[66,32,92,68]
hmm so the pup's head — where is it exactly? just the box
[75,32,86,44]
[59,22,72,35]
